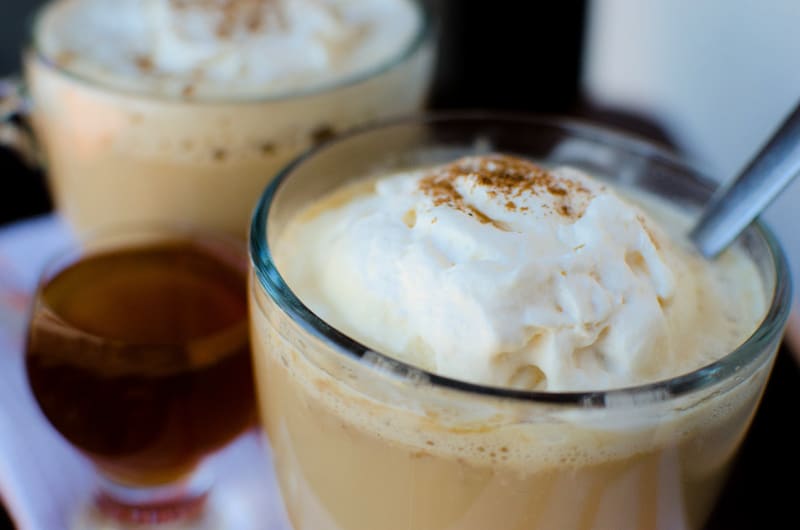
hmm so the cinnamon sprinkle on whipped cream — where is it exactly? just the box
[419,154,597,224]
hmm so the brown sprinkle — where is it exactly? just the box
[55,50,76,66]
[134,54,154,72]
[637,214,661,250]
[310,124,336,146]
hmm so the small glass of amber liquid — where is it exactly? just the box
[23,226,257,528]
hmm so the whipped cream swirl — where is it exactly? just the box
[279,155,765,391]
[36,0,422,97]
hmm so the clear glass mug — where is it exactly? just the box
[0,0,436,239]
[248,114,792,530]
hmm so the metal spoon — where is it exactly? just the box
[690,100,800,258]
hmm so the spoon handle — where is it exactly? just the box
[690,100,800,258]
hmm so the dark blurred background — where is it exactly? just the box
[1,1,796,529]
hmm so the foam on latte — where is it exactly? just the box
[278,155,766,391]
[35,0,421,98]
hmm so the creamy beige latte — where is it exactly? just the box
[26,0,433,237]
[250,153,775,530]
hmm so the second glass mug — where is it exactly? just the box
[248,114,792,530]
[0,0,436,239]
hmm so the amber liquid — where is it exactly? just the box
[25,241,256,487]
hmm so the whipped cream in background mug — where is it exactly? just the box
[36,0,421,98]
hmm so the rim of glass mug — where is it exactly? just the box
[24,0,435,104]
[32,221,248,349]
[249,112,793,407]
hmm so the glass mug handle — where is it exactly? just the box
[0,76,39,167]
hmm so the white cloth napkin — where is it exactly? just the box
[0,215,290,530]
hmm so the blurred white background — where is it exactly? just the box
[582,0,800,349]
